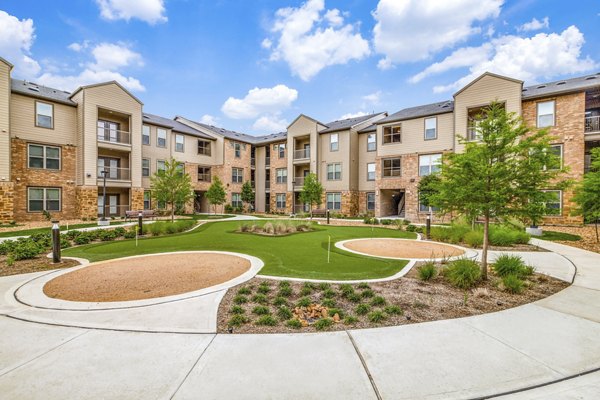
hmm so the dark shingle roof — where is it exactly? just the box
[378,101,454,124]
[142,113,215,140]
[178,117,287,145]
[522,72,600,99]
[11,79,76,106]
[319,113,383,133]
[358,124,377,134]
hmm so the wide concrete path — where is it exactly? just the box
[0,239,599,399]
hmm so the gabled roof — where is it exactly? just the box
[319,113,385,133]
[11,79,77,106]
[522,72,600,99]
[358,124,377,134]
[287,113,327,130]
[0,57,14,69]
[70,81,144,105]
[377,101,454,124]
[454,72,523,98]
[175,116,287,145]
[142,113,215,140]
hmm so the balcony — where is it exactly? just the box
[251,158,256,167]
[97,204,130,218]
[97,166,131,181]
[293,176,304,189]
[294,148,310,161]
[265,180,270,191]
[197,173,211,182]
[265,157,270,167]
[585,116,600,134]
[97,128,131,145]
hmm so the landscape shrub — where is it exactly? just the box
[230,305,245,314]
[113,227,126,237]
[10,240,42,260]
[322,289,336,299]
[339,284,355,297]
[123,228,137,239]
[98,230,117,241]
[343,316,359,324]
[502,274,524,294]
[73,233,92,245]
[370,296,387,306]
[318,282,331,291]
[314,318,334,331]
[368,310,387,323]
[286,319,302,329]
[251,294,269,305]
[384,305,403,315]
[380,219,393,225]
[489,227,515,246]
[493,255,533,278]
[321,298,336,308]
[228,315,249,327]
[60,237,71,249]
[360,289,375,298]
[0,240,14,255]
[296,297,311,307]
[445,258,482,289]
[233,295,248,304]
[347,293,362,303]
[278,286,293,297]
[237,287,251,295]
[405,224,417,232]
[273,296,288,307]
[464,230,484,248]
[327,307,345,319]
[279,280,291,289]
[277,306,293,320]
[29,232,51,248]
[357,282,371,290]
[255,315,278,326]
[417,262,437,281]
[355,304,370,315]
[257,282,272,294]
[65,230,81,241]
[363,217,378,225]
[252,305,270,315]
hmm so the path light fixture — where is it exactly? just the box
[51,220,61,263]
[100,168,108,223]
[426,214,431,240]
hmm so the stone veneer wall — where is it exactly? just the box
[11,139,78,221]
[320,190,358,216]
[76,186,98,220]
[0,182,14,223]
[130,187,145,212]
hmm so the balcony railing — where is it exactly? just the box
[265,181,270,190]
[265,157,270,166]
[97,204,130,218]
[198,173,211,182]
[294,148,310,160]
[294,204,310,213]
[97,129,131,145]
[251,158,256,167]
[293,176,305,187]
[97,166,131,181]
[585,116,600,133]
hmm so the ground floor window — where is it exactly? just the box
[543,190,562,215]
[28,187,61,212]
[367,192,375,211]
[231,193,242,209]
[418,192,439,213]
[198,166,211,182]
[144,191,152,210]
[327,192,341,210]
[276,193,286,209]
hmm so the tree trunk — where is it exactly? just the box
[171,202,175,223]
[595,219,599,243]
[481,214,489,280]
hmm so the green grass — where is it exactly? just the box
[63,220,415,280]
[186,214,234,220]
[0,221,127,238]
[541,231,582,242]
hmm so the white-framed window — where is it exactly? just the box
[157,160,166,173]
[544,144,563,170]
[367,133,376,151]
[424,117,437,140]
[367,163,376,181]
[28,187,60,212]
[198,166,211,182]
[234,142,242,158]
[419,153,442,176]
[175,134,184,152]
[330,133,339,151]
[326,193,341,210]
[231,193,242,208]
[542,190,562,215]
[142,158,150,177]
[142,125,150,145]
[232,167,243,183]
[175,163,184,176]
[28,144,60,170]
[276,168,287,184]
[198,140,211,156]
[143,191,152,210]
[35,101,53,129]
[537,101,555,128]
[383,125,401,144]
[327,163,342,180]
[157,128,167,147]
[367,192,375,211]
[274,143,286,158]
[276,193,286,209]
[382,158,401,177]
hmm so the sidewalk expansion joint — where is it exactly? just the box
[169,333,217,400]
[346,330,383,400]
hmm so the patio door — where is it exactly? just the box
[98,194,119,216]
[98,157,120,179]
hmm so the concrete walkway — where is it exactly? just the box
[0,239,599,398]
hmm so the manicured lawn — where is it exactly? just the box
[64,221,416,280]
[0,221,127,238]
[541,230,582,242]
[186,214,234,220]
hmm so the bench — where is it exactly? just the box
[125,210,156,220]
[311,208,328,217]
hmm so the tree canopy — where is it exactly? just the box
[572,147,600,242]
[299,173,323,218]
[206,176,227,214]
[241,181,255,212]
[150,158,194,222]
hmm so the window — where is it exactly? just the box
[543,190,562,215]
[232,167,243,183]
[326,193,341,210]
[327,163,342,180]
[142,158,150,177]
[157,128,167,147]
[467,107,486,141]
[157,160,166,173]
[367,192,375,211]
[419,193,440,213]
[176,163,184,176]
[545,145,563,170]
[274,143,286,158]
[28,187,60,212]
[330,133,339,151]
[35,101,53,128]
[424,117,437,140]
[231,193,242,209]
[383,125,401,144]
[198,140,211,156]
[28,144,60,170]
[175,134,184,152]
[142,125,150,145]
[367,163,376,181]
[419,153,442,176]
[97,120,120,143]
[382,158,401,177]
[198,166,211,182]
[537,101,555,128]
[276,168,287,184]
[276,193,286,209]
[143,191,151,210]
[234,142,241,158]
[367,133,376,151]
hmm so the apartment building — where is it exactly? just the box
[1,54,599,225]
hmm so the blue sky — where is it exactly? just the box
[1,0,599,135]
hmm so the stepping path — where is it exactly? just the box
[0,238,599,398]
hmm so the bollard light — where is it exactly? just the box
[326,209,330,225]
[426,214,431,240]
[51,220,61,263]
[138,211,143,236]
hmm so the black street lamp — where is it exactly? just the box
[100,168,108,222]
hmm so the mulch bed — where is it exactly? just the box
[0,256,80,277]
[542,225,600,254]
[217,268,568,334]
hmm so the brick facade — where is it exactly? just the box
[130,187,145,212]
[0,182,14,223]
[76,186,98,220]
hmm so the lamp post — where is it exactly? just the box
[51,220,61,263]
[426,213,431,240]
[100,168,108,223]
[138,211,143,236]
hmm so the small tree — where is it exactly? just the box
[430,103,567,279]
[150,158,194,222]
[572,147,600,242]
[299,173,323,218]
[241,181,255,212]
[206,176,227,214]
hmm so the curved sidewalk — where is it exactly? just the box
[0,239,598,399]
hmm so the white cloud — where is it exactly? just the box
[518,17,549,32]
[253,115,288,133]
[372,0,503,68]
[0,10,41,77]
[221,85,298,119]
[362,91,382,105]
[200,114,218,125]
[90,42,144,71]
[411,26,597,93]
[340,111,368,119]
[266,0,370,81]
[95,0,167,24]
[261,38,273,49]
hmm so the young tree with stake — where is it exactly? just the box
[206,176,227,214]
[299,173,323,219]
[573,147,600,242]
[150,158,194,222]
